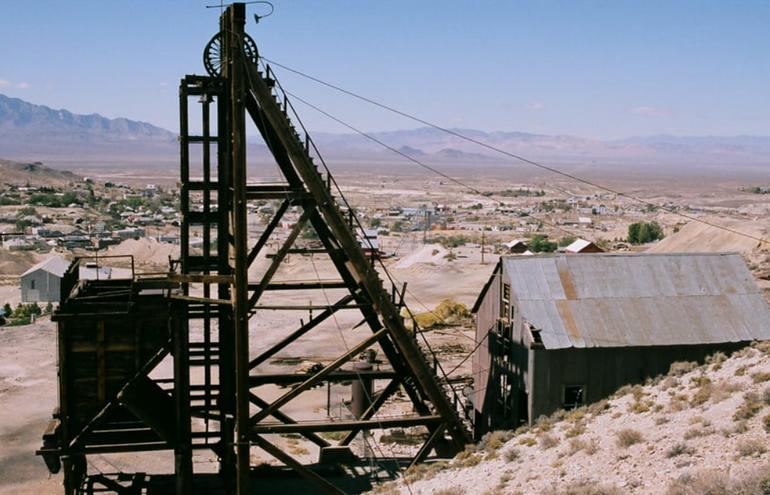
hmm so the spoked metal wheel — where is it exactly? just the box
[203,31,259,77]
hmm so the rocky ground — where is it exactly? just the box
[375,343,770,495]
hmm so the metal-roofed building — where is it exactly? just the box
[471,252,770,436]
[563,238,604,254]
[21,256,70,303]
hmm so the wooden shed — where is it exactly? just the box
[471,252,770,437]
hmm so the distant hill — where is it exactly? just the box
[0,159,81,186]
[0,94,176,161]
[2,94,769,171]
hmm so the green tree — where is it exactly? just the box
[2,303,11,316]
[627,221,664,244]
[529,235,557,253]
[558,235,577,247]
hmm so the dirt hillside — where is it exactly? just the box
[376,343,770,495]
[647,218,769,254]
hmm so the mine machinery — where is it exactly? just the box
[37,4,470,494]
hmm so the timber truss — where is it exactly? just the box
[173,5,470,493]
[37,4,470,495]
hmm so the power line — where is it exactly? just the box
[262,57,770,247]
[282,88,590,242]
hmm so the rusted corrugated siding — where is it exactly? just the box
[502,252,770,349]
[472,265,501,418]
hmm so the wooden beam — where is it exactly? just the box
[249,328,387,425]
[248,393,329,448]
[251,415,442,434]
[251,434,346,495]
[408,424,446,470]
[248,294,356,370]
[169,294,232,306]
[168,273,233,285]
[246,199,289,266]
[249,370,397,386]
[261,280,348,290]
[340,379,401,446]
[252,304,368,311]
[247,208,311,311]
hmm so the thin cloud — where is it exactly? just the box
[0,79,31,90]
[527,102,545,111]
[629,106,668,117]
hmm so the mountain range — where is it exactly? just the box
[0,94,176,160]
[1,93,769,169]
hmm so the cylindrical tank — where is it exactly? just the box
[350,360,373,419]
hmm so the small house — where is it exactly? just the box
[359,229,381,258]
[471,253,770,437]
[501,239,529,254]
[20,256,70,302]
[563,238,604,254]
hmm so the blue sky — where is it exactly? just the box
[1,1,768,139]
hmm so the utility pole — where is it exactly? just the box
[481,231,485,264]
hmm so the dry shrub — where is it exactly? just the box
[665,471,728,495]
[683,427,714,440]
[734,420,750,435]
[519,435,537,446]
[615,428,644,448]
[629,399,654,414]
[479,430,514,456]
[615,384,645,398]
[752,372,770,384]
[669,394,690,412]
[434,488,464,495]
[690,383,713,407]
[566,437,599,456]
[541,481,624,495]
[565,421,586,438]
[711,380,744,403]
[752,340,770,355]
[666,442,695,458]
[407,299,470,330]
[737,438,767,457]
[669,361,698,377]
[661,376,680,390]
[459,453,482,467]
[503,447,520,462]
[690,375,712,388]
[539,433,559,450]
[583,438,600,455]
[689,415,711,426]
[736,366,749,377]
[735,345,757,358]
[706,351,728,371]
[734,392,764,421]
[656,416,671,425]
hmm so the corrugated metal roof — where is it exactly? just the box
[21,255,70,278]
[502,253,770,349]
[564,238,592,253]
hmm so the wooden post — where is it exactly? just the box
[222,4,251,494]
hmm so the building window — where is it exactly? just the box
[563,385,584,410]
[31,279,36,290]
[502,283,511,302]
